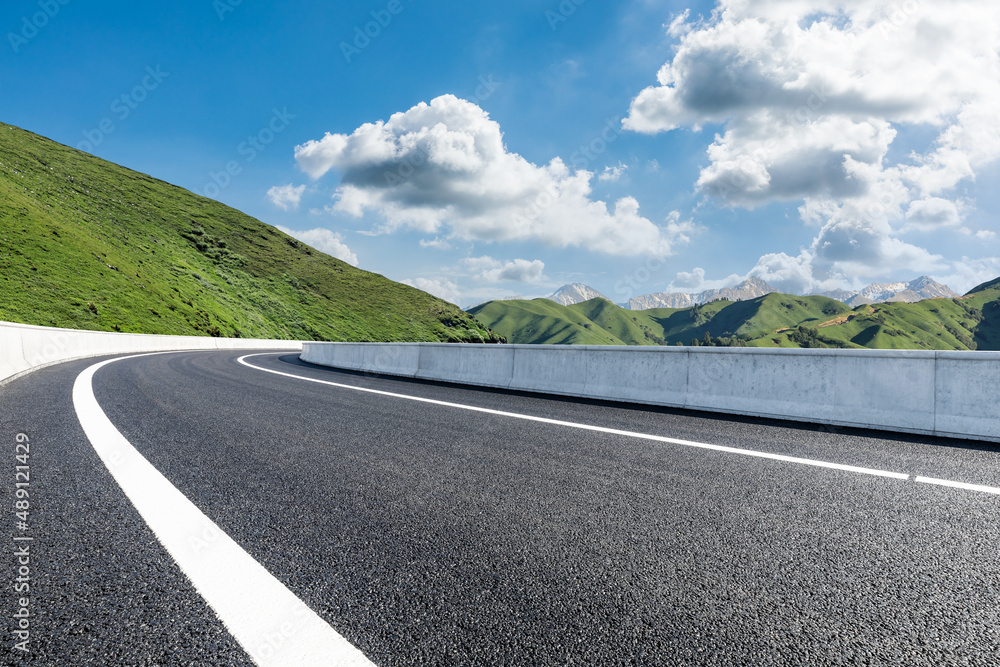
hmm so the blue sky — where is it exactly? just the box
[3,0,999,307]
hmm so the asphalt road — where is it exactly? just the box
[2,350,999,665]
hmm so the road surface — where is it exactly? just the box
[2,350,998,665]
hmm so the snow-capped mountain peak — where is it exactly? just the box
[544,283,610,306]
[626,277,777,311]
[818,276,959,307]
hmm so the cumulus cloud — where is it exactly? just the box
[742,206,948,293]
[904,198,965,232]
[275,225,358,266]
[626,1,1000,288]
[817,230,942,278]
[460,256,547,284]
[627,3,1000,135]
[696,113,896,206]
[673,266,706,289]
[931,257,1000,295]
[267,184,306,211]
[663,211,702,246]
[401,278,461,306]
[295,94,682,257]
[598,163,629,182]
[749,252,817,295]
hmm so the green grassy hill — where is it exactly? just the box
[0,124,501,343]
[469,299,625,345]
[470,287,1000,351]
[968,276,1000,294]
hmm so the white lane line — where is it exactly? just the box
[237,354,909,482]
[915,476,1000,495]
[73,354,375,667]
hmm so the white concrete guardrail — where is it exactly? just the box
[301,343,1000,444]
[0,320,301,386]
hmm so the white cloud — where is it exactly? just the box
[598,163,629,182]
[666,267,745,293]
[682,249,991,298]
[663,211,702,246]
[696,113,896,207]
[267,184,306,211]
[625,0,1000,288]
[401,278,461,306]
[739,207,948,293]
[959,227,997,240]
[749,251,817,295]
[295,94,682,257]
[667,9,691,38]
[459,256,501,273]
[459,256,547,284]
[626,2,1000,135]
[931,257,1000,295]
[275,225,358,266]
[905,198,965,232]
[419,237,452,250]
[673,266,706,289]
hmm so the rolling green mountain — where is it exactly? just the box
[470,286,1000,351]
[0,123,501,343]
[968,276,1000,294]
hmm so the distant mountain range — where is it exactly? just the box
[543,276,960,310]
[471,279,1000,351]
[625,277,776,310]
[814,276,959,307]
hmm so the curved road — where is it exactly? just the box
[2,350,999,665]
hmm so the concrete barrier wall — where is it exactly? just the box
[301,343,1000,444]
[0,320,301,386]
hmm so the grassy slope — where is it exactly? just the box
[470,299,624,345]
[654,294,852,346]
[968,276,1000,294]
[568,299,661,345]
[472,289,1000,350]
[797,292,1000,350]
[0,124,501,343]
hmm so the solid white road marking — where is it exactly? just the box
[915,476,1000,495]
[73,354,375,667]
[242,354,1000,496]
[237,354,912,482]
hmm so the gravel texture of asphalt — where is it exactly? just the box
[2,350,999,665]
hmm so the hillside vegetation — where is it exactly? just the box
[470,287,1000,350]
[0,124,501,343]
